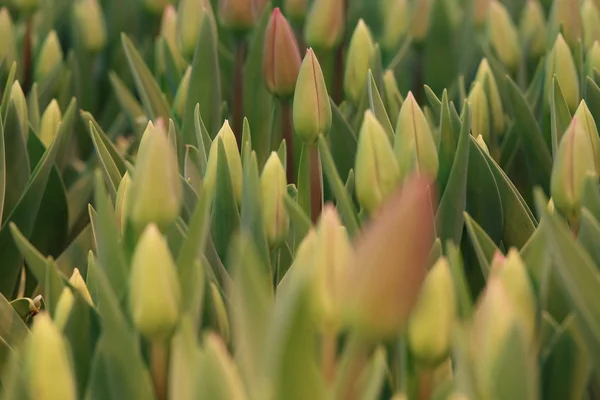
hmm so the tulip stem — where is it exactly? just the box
[22,17,33,92]
[151,341,169,400]
[322,331,338,383]
[281,100,296,184]
[233,41,247,147]
[309,144,323,223]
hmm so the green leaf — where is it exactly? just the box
[0,292,29,370]
[88,123,122,199]
[424,85,442,122]
[328,98,357,184]
[437,90,458,195]
[169,316,201,400]
[577,208,600,269]
[193,104,211,170]
[81,110,128,174]
[584,77,600,125]
[27,83,41,134]
[358,347,388,400]
[367,70,394,142]
[54,97,78,171]
[296,144,311,218]
[550,77,572,158]
[56,223,95,277]
[284,189,311,252]
[423,0,456,95]
[0,62,16,119]
[108,72,146,130]
[581,173,600,222]
[121,33,171,122]
[447,242,473,320]
[464,212,500,278]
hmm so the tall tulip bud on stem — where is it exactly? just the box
[0,8,17,69]
[551,117,597,229]
[519,0,547,59]
[205,121,243,204]
[468,82,490,143]
[177,0,210,60]
[73,0,107,53]
[546,34,580,113]
[294,49,332,221]
[264,8,302,184]
[581,0,600,50]
[586,41,600,77]
[344,20,375,106]
[488,0,521,72]
[549,0,582,50]
[574,100,600,175]
[35,30,63,83]
[39,99,61,148]
[261,152,290,247]
[474,59,504,138]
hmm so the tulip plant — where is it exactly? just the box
[1,0,600,399]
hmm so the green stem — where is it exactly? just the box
[309,144,323,223]
[281,100,295,184]
[151,340,169,400]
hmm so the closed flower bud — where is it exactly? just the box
[160,4,178,48]
[143,0,173,14]
[115,171,132,233]
[173,66,191,119]
[468,82,490,142]
[35,30,63,82]
[260,152,289,247]
[293,48,332,144]
[546,34,580,112]
[344,20,375,104]
[574,100,600,175]
[10,81,28,138]
[25,313,77,400]
[410,0,433,43]
[38,99,61,148]
[381,0,409,52]
[519,0,547,58]
[127,122,183,233]
[474,0,491,28]
[355,110,400,214]
[341,176,436,339]
[219,0,262,32]
[475,59,504,136]
[129,224,181,341]
[586,41,600,77]
[304,0,344,50]
[69,268,93,306]
[551,118,597,221]
[177,0,209,59]
[54,288,75,330]
[476,134,491,155]
[394,92,439,182]
[383,70,404,128]
[488,0,521,71]
[407,257,455,366]
[549,0,582,49]
[582,0,600,50]
[263,8,302,98]
[0,8,16,67]
[284,0,308,22]
[73,0,107,52]
[204,120,243,204]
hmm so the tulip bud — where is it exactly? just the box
[116,171,132,233]
[260,152,289,247]
[407,257,455,366]
[73,0,107,52]
[383,70,404,128]
[35,30,63,82]
[341,176,435,339]
[38,99,61,148]
[54,288,75,330]
[10,0,39,14]
[69,268,93,306]
[173,66,191,119]
[488,0,521,71]
[0,8,16,67]
[582,0,600,50]
[204,120,243,204]
[410,0,433,43]
[519,0,547,58]
[177,0,209,59]
[546,34,580,112]
[586,41,600,77]
[381,0,409,52]
[355,110,400,214]
[476,134,491,155]
[551,118,597,221]
[304,0,344,50]
[129,224,181,341]
[394,92,439,182]
[474,59,504,136]
[219,0,262,32]
[160,4,178,49]
[263,8,302,98]
[25,313,77,400]
[143,0,173,14]
[574,100,600,175]
[344,20,375,105]
[10,81,28,138]
[127,122,183,233]
[293,49,332,144]
[284,0,308,22]
[549,0,582,49]
[474,0,491,28]
[468,82,490,142]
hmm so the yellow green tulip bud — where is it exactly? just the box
[129,224,181,341]
[276,228,317,297]
[38,99,61,148]
[474,0,491,28]
[160,4,178,49]
[10,81,28,139]
[341,176,435,340]
[582,0,600,50]
[355,110,400,214]
[344,20,375,105]
[586,41,600,77]
[284,0,308,22]
[468,82,490,142]
[197,333,248,398]
[73,0,107,52]
[54,288,75,330]
[381,0,409,52]
[551,117,597,221]
[0,8,16,67]
[407,257,456,366]
[127,121,183,233]
[177,0,209,59]
[546,34,580,112]
[574,100,600,175]
[25,313,77,400]
[474,58,504,136]
[475,134,490,155]
[218,0,262,32]
[173,66,191,119]
[383,70,404,128]
[143,0,174,14]
[115,171,132,233]
[549,0,582,49]
[293,48,332,144]
[304,0,344,50]
[205,120,243,204]
[263,8,302,98]
[10,0,39,14]
[260,152,289,247]
[35,30,63,82]
[394,92,439,182]
[69,268,93,306]
[488,0,521,71]
[519,0,547,58]
[410,0,433,43]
